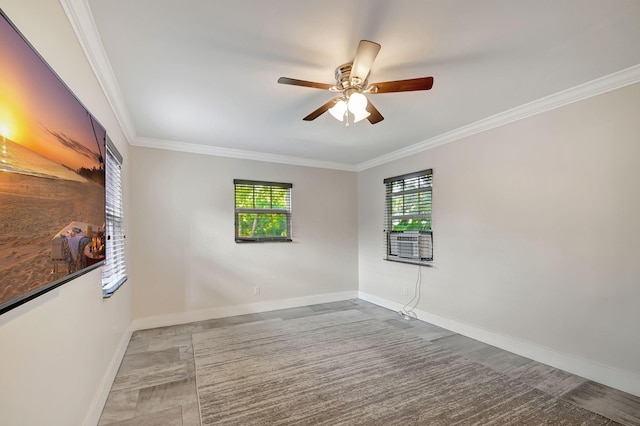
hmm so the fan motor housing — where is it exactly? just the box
[335,63,367,91]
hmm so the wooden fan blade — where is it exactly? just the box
[278,77,332,90]
[303,98,340,121]
[366,100,384,124]
[350,40,381,84]
[369,77,434,93]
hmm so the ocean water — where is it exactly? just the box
[0,136,86,182]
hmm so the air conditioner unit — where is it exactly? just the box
[388,231,433,261]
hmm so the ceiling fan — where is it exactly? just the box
[278,40,434,125]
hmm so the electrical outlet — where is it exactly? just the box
[403,287,409,296]
[253,286,261,296]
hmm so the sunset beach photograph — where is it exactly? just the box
[0,11,106,311]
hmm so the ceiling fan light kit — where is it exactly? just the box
[328,92,371,125]
[278,40,434,126]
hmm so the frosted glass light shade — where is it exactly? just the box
[353,109,371,123]
[329,100,347,121]
[347,92,368,114]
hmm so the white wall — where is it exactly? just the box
[129,147,358,326]
[0,1,132,425]
[358,83,640,395]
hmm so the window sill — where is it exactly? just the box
[102,276,128,298]
[235,238,293,243]
[385,256,433,267]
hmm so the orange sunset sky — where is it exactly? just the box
[0,11,104,171]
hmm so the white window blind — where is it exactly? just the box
[234,179,292,242]
[384,169,433,265]
[102,139,127,296]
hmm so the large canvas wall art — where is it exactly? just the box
[0,9,106,314]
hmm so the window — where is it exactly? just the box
[234,179,292,242]
[102,139,127,296]
[384,169,433,265]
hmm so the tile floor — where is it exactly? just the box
[98,299,640,425]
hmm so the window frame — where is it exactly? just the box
[234,179,293,243]
[383,169,433,265]
[102,138,127,297]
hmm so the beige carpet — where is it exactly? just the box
[193,310,611,425]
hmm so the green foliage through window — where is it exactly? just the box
[383,169,434,265]
[386,170,432,232]
[234,180,292,242]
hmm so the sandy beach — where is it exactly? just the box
[0,171,105,307]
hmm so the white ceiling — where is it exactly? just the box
[74,0,640,170]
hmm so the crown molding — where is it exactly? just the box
[60,0,356,171]
[133,137,358,172]
[59,0,137,143]
[356,64,640,171]
[61,0,639,172]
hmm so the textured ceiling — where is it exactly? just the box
[81,0,640,169]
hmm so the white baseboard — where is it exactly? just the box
[359,291,640,398]
[131,291,360,331]
[83,328,133,426]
